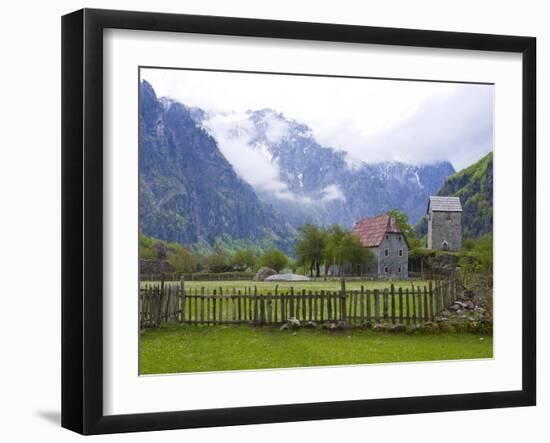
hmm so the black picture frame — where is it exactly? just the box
[61,8,536,435]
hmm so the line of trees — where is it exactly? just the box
[140,209,418,277]
[294,223,373,277]
[139,234,291,274]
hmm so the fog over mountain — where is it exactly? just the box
[140,80,460,252]
[196,106,455,226]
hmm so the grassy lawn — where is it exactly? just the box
[141,279,433,293]
[140,323,492,374]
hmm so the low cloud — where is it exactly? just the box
[143,69,494,171]
[201,111,302,202]
[319,184,346,202]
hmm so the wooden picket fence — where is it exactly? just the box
[140,278,460,329]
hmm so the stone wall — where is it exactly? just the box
[428,211,462,251]
[376,233,408,278]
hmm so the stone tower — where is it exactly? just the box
[427,196,462,251]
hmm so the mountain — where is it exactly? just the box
[198,108,455,226]
[139,81,296,253]
[436,152,493,238]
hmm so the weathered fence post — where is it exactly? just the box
[383,288,389,322]
[267,292,272,324]
[366,289,372,325]
[417,286,423,323]
[374,289,380,324]
[200,287,205,324]
[156,274,165,328]
[405,287,410,325]
[429,283,435,321]
[398,287,403,324]
[360,286,365,324]
[253,286,258,324]
[180,276,186,323]
[212,289,217,323]
[290,287,295,318]
[340,279,347,322]
[390,284,396,324]
[260,293,266,325]
[238,290,242,322]
[423,286,429,322]
[412,286,417,324]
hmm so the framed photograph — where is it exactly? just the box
[62,8,536,435]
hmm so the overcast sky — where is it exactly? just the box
[141,68,494,171]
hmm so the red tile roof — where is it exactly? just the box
[352,215,403,247]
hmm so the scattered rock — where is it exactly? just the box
[322,321,350,331]
[287,317,301,329]
[253,267,277,282]
[279,323,289,331]
[389,324,406,333]
[304,321,317,328]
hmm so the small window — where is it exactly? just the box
[385,234,389,240]
[398,236,401,241]
[384,249,389,256]
[397,266,401,273]
[399,249,403,257]
[384,266,389,274]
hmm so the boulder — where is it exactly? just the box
[265,273,310,282]
[253,267,277,281]
[287,317,301,329]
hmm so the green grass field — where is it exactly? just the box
[141,279,432,293]
[139,324,492,374]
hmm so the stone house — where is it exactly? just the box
[352,214,409,278]
[427,196,462,251]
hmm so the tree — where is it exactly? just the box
[294,223,327,277]
[165,242,197,273]
[258,249,289,272]
[325,225,373,276]
[205,251,232,273]
[388,208,424,249]
[231,249,257,272]
[139,233,157,260]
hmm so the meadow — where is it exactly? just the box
[140,323,493,374]
[141,279,433,293]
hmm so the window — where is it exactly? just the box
[384,249,389,256]
[398,266,401,273]
[385,235,389,240]
[399,249,403,257]
[398,236,401,241]
[384,266,389,273]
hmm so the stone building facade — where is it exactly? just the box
[352,214,408,278]
[427,196,462,251]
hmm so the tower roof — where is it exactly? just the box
[427,196,462,213]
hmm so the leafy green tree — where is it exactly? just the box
[231,249,257,272]
[258,249,289,272]
[294,223,327,277]
[166,242,197,273]
[205,251,232,273]
[139,233,157,260]
[325,225,373,276]
[388,208,424,249]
